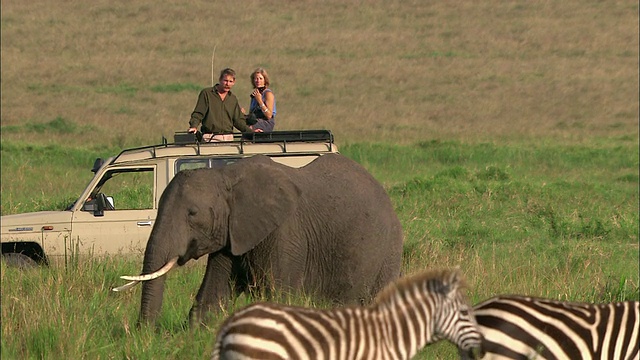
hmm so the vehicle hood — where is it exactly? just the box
[1,211,73,236]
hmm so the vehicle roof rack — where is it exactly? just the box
[240,130,333,143]
[110,130,335,165]
[173,130,333,145]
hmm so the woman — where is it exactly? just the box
[245,68,276,132]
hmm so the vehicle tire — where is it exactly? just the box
[1,253,38,268]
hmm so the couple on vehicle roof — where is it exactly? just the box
[188,67,276,142]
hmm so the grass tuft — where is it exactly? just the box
[150,83,202,93]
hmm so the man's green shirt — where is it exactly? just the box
[189,85,250,134]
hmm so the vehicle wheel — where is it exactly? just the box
[1,253,38,268]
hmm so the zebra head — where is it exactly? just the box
[455,306,486,360]
[430,269,485,359]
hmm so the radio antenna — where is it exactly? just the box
[211,45,217,87]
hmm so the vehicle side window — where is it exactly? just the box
[176,159,209,173]
[211,158,240,168]
[175,158,242,173]
[87,168,154,210]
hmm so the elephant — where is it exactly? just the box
[115,153,404,327]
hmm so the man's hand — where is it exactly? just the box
[188,127,198,133]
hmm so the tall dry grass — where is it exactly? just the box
[2,0,638,146]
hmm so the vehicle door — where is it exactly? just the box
[71,166,156,255]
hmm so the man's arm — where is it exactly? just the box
[232,101,251,133]
[189,89,208,130]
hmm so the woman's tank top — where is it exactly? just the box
[250,88,276,120]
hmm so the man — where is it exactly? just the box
[188,68,258,141]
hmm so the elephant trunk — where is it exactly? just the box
[138,276,167,326]
[137,248,181,326]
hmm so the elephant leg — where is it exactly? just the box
[189,252,237,327]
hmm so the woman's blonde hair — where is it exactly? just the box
[250,68,270,88]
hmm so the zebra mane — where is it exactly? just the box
[374,267,467,305]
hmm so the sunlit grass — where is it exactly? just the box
[2,140,638,359]
[1,1,637,145]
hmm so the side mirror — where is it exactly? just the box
[106,196,115,210]
[94,193,114,216]
[94,193,106,217]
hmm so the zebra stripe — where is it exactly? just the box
[211,268,484,360]
[473,295,640,360]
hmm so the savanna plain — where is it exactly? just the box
[1,1,638,359]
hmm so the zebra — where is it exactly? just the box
[473,295,639,360]
[211,268,484,360]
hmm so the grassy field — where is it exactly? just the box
[2,0,638,359]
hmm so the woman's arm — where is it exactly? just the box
[261,91,275,119]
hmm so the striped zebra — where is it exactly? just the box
[211,268,484,360]
[473,295,639,360]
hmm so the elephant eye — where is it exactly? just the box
[188,207,198,216]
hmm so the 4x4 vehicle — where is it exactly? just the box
[1,130,338,266]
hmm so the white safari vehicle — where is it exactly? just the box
[1,130,338,267]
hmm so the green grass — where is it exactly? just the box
[1,140,638,359]
[0,141,116,214]
[150,83,203,93]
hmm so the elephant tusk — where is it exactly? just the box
[111,280,140,292]
[119,256,179,281]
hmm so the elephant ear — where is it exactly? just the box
[227,161,301,256]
